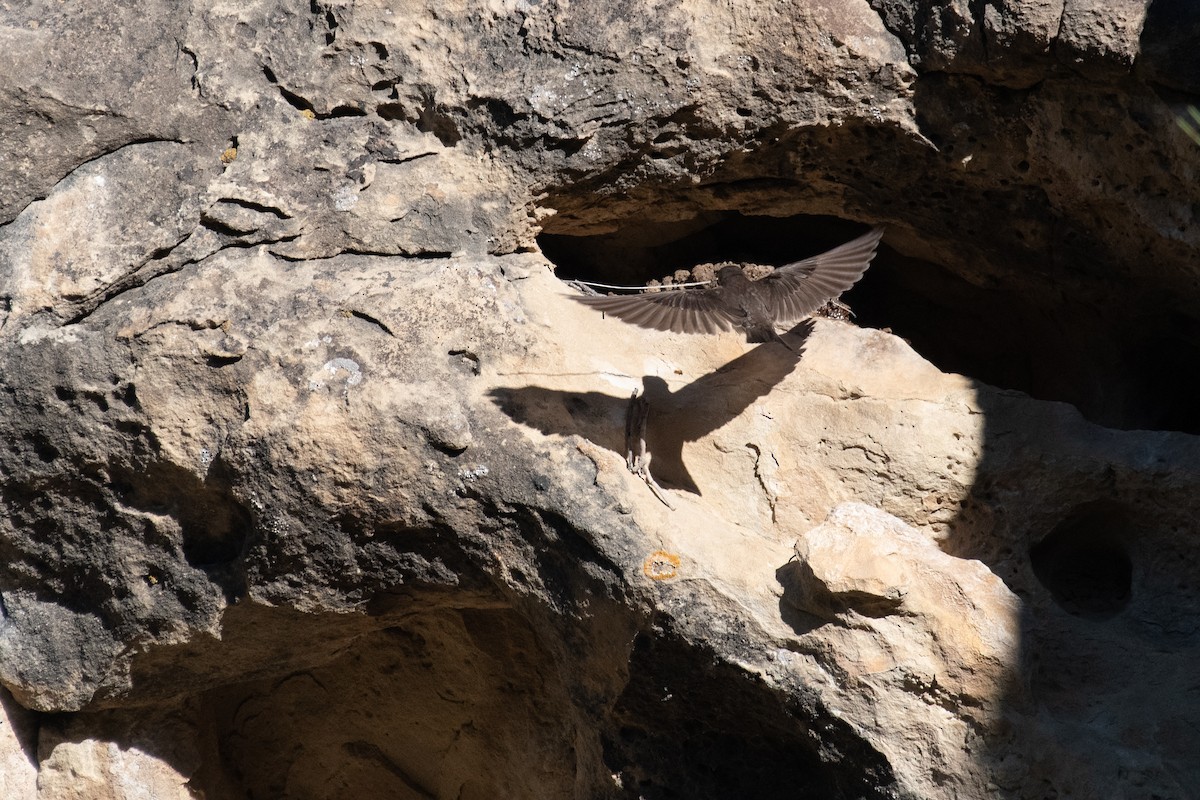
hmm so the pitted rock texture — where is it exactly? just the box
[2,1,1200,798]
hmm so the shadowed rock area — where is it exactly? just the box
[1,1,1199,797]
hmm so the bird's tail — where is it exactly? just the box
[747,327,795,351]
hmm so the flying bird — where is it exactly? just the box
[570,226,884,350]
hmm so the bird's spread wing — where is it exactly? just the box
[570,288,737,335]
[760,226,884,323]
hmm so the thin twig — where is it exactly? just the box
[573,279,715,291]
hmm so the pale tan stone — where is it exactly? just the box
[0,690,37,800]
[37,741,197,800]
[1,0,1198,797]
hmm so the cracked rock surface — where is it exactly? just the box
[2,1,1199,798]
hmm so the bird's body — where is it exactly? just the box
[570,226,884,349]
[712,265,788,346]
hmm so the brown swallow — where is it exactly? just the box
[570,226,884,350]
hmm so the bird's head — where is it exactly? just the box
[716,265,750,286]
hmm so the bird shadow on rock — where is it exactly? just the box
[489,321,815,495]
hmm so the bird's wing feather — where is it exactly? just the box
[570,288,737,335]
[761,226,884,323]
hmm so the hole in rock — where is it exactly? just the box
[540,211,1200,434]
[602,630,896,798]
[849,264,1200,436]
[1118,329,1200,434]
[541,212,879,290]
[115,460,252,578]
[1030,501,1133,618]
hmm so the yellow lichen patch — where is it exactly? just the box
[643,550,680,581]
[300,109,316,120]
[220,147,238,164]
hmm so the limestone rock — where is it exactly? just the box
[1,0,1199,798]
[0,689,37,800]
[783,504,1023,796]
[36,713,203,800]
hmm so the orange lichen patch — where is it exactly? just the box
[220,147,238,164]
[643,550,680,581]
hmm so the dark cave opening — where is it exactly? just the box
[1119,329,1200,435]
[602,629,896,799]
[539,211,1200,436]
[1030,501,1134,618]
[542,212,874,288]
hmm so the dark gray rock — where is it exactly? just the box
[1,1,1198,798]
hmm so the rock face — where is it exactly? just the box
[1,1,1199,798]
